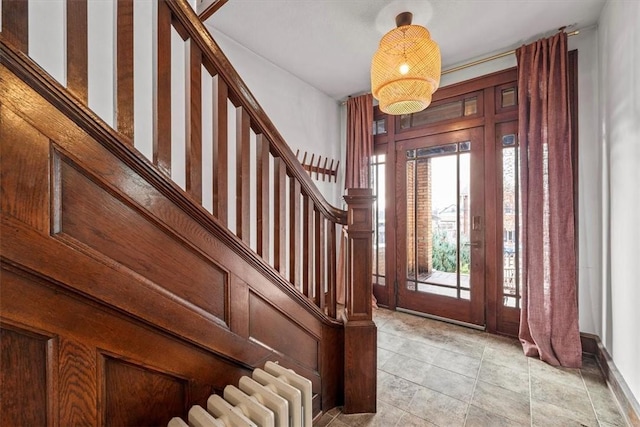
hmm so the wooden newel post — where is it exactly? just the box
[343,187,376,414]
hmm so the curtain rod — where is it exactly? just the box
[442,29,579,75]
[340,29,579,105]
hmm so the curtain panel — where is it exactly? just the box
[516,32,581,367]
[337,94,374,305]
[345,94,374,189]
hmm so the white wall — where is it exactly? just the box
[569,27,602,337]
[598,0,640,403]
[24,0,155,157]
[205,27,344,206]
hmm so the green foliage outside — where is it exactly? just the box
[432,230,470,274]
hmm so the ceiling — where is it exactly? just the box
[204,0,605,101]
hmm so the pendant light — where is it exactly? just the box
[371,12,441,115]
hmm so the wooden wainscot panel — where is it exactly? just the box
[1,214,271,367]
[349,207,372,229]
[249,291,318,372]
[0,105,50,233]
[2,54,336,341]
[0,324,54,426]
[0,263,254,425]
[59,338,97,426]
[101,354,187,427]
[229,276,250,339]
[319,323,344,412]
[52,148,228,324]
[2,48,343,420]
[344,322,377,414]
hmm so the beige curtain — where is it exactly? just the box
[337,94,373,305]
[516,32,581,367]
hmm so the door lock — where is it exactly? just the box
[472,215,482,231]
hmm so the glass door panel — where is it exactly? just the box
[501,140,520,308]
[396,127,485,326]
[496,121,521,334]
[372,154,386,287]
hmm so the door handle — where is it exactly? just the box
[463,241,481,247]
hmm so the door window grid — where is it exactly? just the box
[371,154,386,286]
[405,141,471,300]
[502,133,521,308]
[372,118,387,136]
[399,96,479,130]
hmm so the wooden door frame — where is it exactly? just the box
[394,127,486,326]
[374,51,577,335]
[373,68,519,333]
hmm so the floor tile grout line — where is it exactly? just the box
[580,367,603,426]
[376,322,474,426]
[376,330,440,426]
[528,358,623,427]
[374,309,623,427]
[588,365,632,427]
[378,358,475,407]
[378,335,484,370]
[463,344,486,426]
[378,350,481,389]
[528,357,534,427]
[378,321,480,344]
[579,365,631,427]
[379,324,517,362]
[381,359,439,426]
[378,337,484,380]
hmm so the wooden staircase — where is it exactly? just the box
[0,0,375,425]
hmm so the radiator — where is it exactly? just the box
[168,361,312,427]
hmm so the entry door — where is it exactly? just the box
[396,127,485,326]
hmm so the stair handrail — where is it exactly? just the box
[166,0,346,224]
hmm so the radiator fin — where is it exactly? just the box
[264,361,312,427]
[189,405,226,427]
[224,385,274,427]
[238,376,289,427]
[169,362,312,427]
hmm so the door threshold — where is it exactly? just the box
[396,308,486,331]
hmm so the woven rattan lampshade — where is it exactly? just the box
[371,12,441,115]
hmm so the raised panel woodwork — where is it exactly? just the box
[319,325,344,412]
[2,34,346,419]
[0,264,253,425]
[249,292,318,371]
[343,323,376,414]
[59,338,97,426]
[0,264,251,386]
[0,106,50,233]
[0,325,50,426]
[53,152,228,323]
[102,355,186,427]
[229,276,250,339]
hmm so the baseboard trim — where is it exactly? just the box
[580,333,640,426]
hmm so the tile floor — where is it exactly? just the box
[317,308,629,427]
